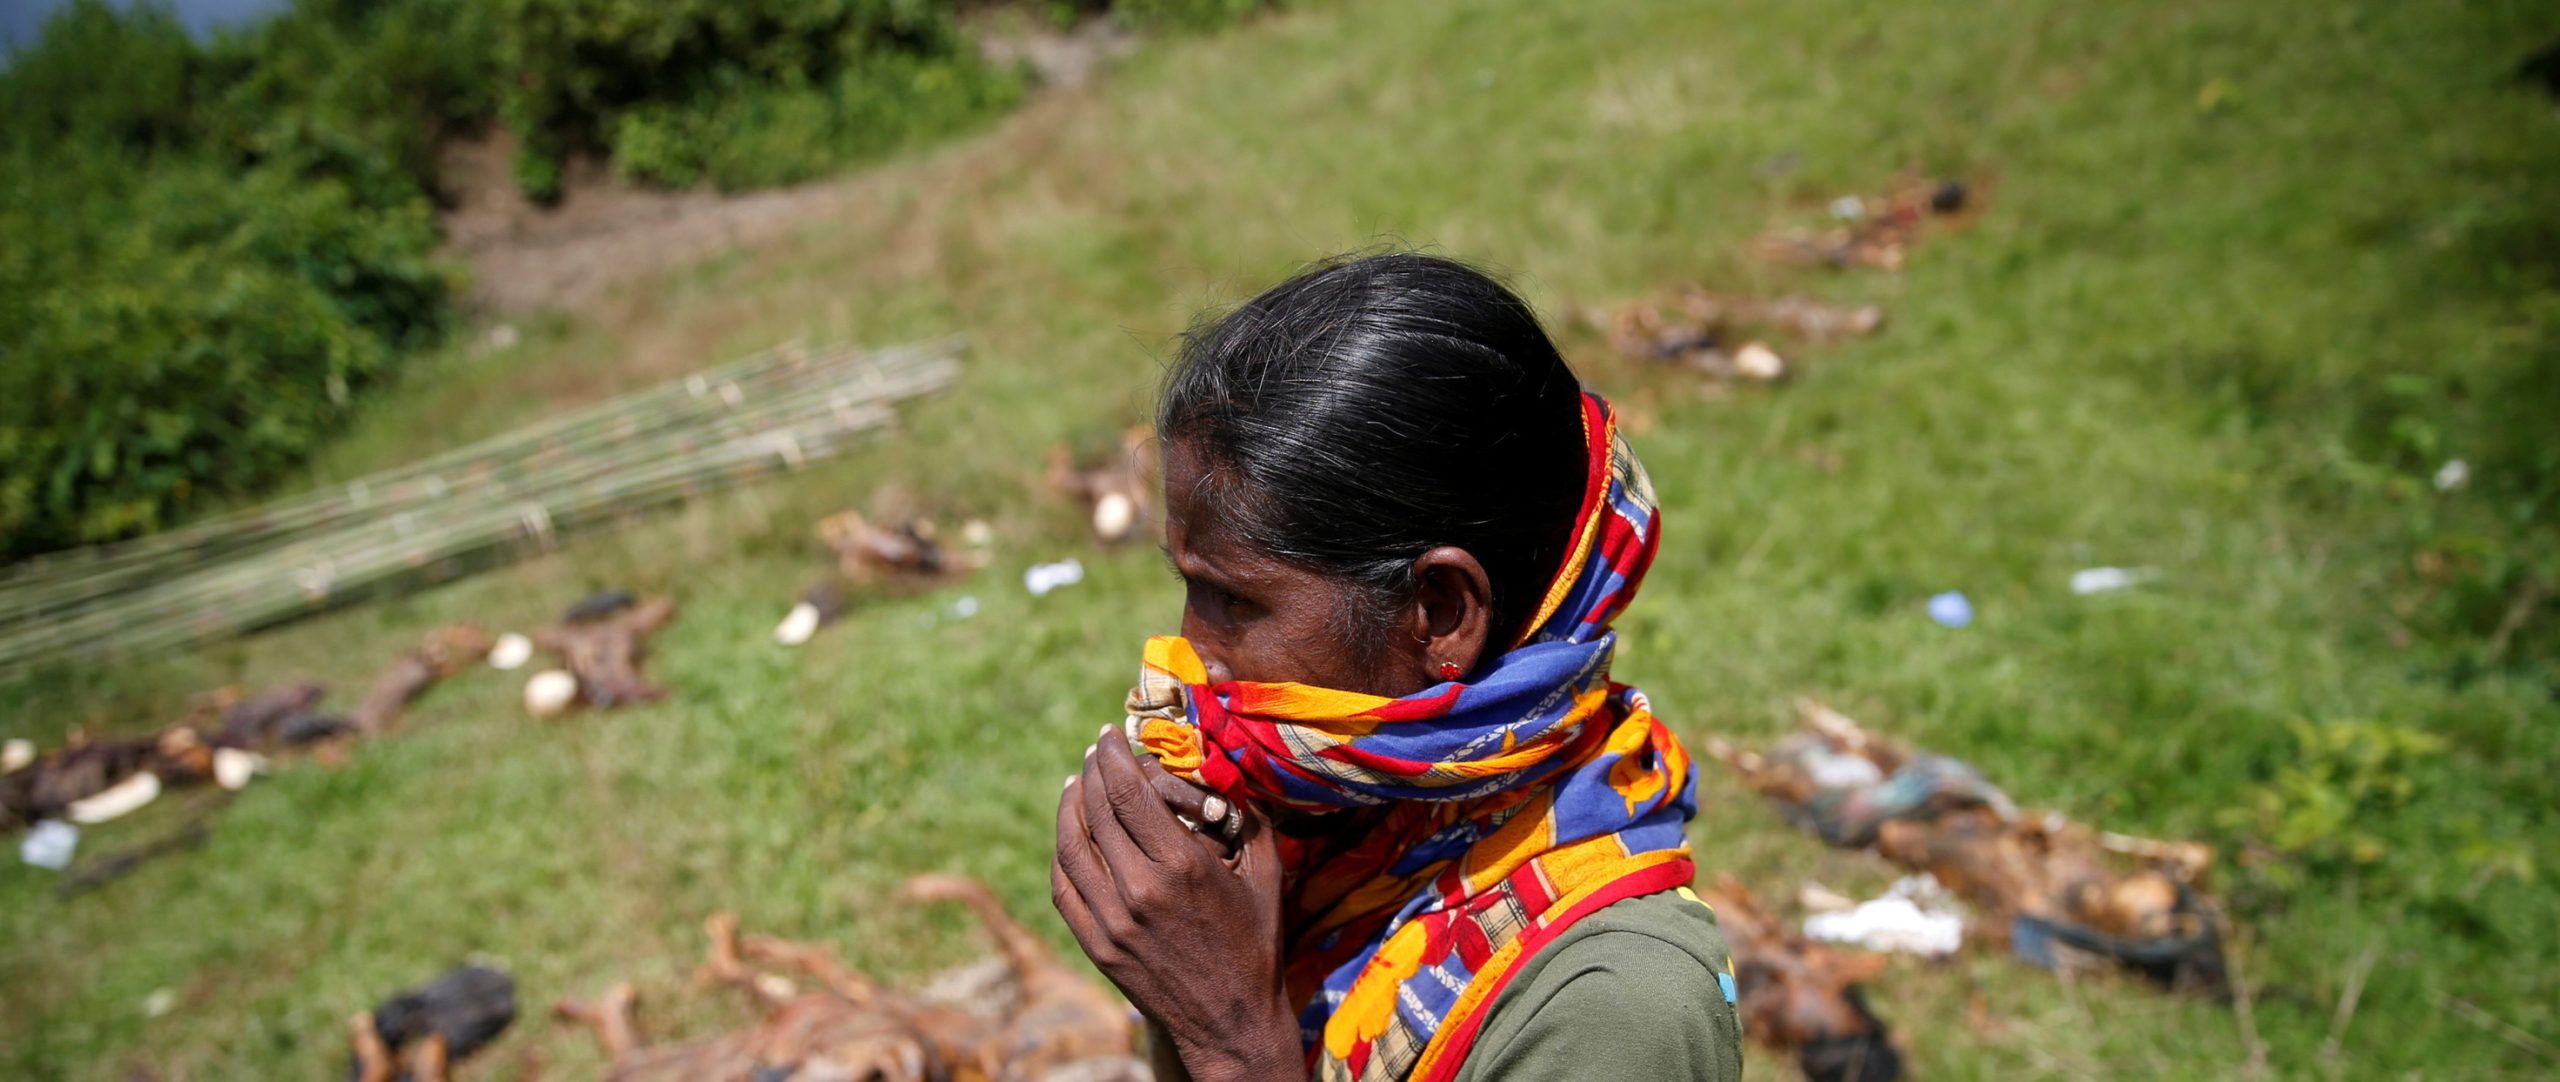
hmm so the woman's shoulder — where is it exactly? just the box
[1453,888,1746,1082]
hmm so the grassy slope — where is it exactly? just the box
[6,0,2557,1077]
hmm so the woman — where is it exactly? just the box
[1053,254,1743,1081]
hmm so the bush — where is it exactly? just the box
[609,51,1024,191]
[1108,0,1275,31]
[493,0,1022,198]
[0,3,458,558]
[0,0,1254,558]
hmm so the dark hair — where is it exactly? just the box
[1158,252,1590,651]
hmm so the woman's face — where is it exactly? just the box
[1163,439,1418,696]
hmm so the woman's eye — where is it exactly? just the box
[1187,580,1249,620]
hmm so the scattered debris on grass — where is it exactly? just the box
[523,670,582,720]
[778,510,988,645]
[1927,591,1974,628]
[1714,701,2228,993]
[1024,558,1086,597]
[2069,567,2156,596]
[19,819,77,869]
[56,799,222,900]
[1696,875,1907,1082]
[488,633,535,671]
[531,592,678,711]
[7,724,226,830]
[356,625,497,735]
[348,965,518,1082]
[1598,287,1885,385]
[553,874,1143,1081]
[5,629,497,884]
[820,511,958,584]
[1802,875,1967,958]
[1754,176,1976,271]
[1048,427,1160,545]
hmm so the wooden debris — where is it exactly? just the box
[818,512,954,583]
[554,875,1142,1081]
[348,965,517,1082]
[774,511,978,646]
[1601,288,1883,383]
[354,624,495,735]
[533,594,677,710]
[56,797,224,899]
[1047,427,1159,545]
[3,726,215,830]
[1752,176,1974,272]
[1695,876,1905,1082]
[1712,700,2227,992]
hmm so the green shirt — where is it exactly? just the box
[1450,888,1746,1082]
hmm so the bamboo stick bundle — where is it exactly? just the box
[0,341,959,679]
[0,341,956,618]
[0,339,960,623]
[0,340,956,613]
[0,401,911,671]
[0,402,922,673]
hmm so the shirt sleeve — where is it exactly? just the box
[1457,929,1745,1082]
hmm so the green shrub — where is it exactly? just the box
[1109,0,1276,31]
[1,0,1258,558]
[609,50,1025,191]
[492,0,1021,199]
[0,3,458,558]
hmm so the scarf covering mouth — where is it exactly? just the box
[1126,391,1700,1082]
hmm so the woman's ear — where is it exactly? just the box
[1405,547,1495,684]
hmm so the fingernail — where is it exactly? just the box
[1202,795,1229,823]
[1101,724,1116,737]
[1084,744,1096,761]
[1063,776,1077,791]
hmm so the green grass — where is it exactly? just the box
[6,0,2557,1077]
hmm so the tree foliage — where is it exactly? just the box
[1,0,1267,559]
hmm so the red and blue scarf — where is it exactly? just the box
[1126,392,1698,1081]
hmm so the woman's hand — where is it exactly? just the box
[1054,727,1304,1082]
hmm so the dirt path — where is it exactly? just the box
[438,18,1134,317]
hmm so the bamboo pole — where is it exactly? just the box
[0,340,959,679]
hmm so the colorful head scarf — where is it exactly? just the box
[1125,392,1698,1082]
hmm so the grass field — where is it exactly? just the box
[5,0,2558,1077]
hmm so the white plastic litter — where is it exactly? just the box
[1806,753,1885,790]
[21,820,78,870]
[1803,875,1966,957]
[1799,882,1858,914]
[488,632,535,670]
[774,602,822,646]
[524,669,580,718]
[1024,559,1086,597]
[1927,591,1974,628]
[1093,492,1138,542]
[2434,459,2470,493]
[2,737,32,773]
[1735,341,1788,382]
[212,748,261,791]
[68,771,162,824]
[2069,566,2156,595]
